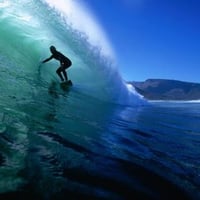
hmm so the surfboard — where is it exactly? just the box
[60,80,73,90]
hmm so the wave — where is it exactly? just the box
[0,0,146,106]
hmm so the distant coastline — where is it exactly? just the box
[128,79,200,100]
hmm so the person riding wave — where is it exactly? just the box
[42,46,72,82]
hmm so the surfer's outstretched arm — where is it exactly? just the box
[42,55,53,63]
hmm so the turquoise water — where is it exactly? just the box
[1,1,200,200]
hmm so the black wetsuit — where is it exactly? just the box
[47,51,72,69]
[42,50,72,81]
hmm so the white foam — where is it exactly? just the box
[43,0,115,58]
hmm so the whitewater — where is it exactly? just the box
[1,0,200,199]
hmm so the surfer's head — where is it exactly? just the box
[50,45,56,53]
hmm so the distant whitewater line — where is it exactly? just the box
[150,100,200,103]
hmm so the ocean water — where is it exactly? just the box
[1,1,200,200]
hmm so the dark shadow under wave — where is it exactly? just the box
[0,158,191,200]
[0,131,192,200]
[37,131,96,157]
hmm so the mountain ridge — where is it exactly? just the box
[128,79,200,100]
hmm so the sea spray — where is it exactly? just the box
[0,0,146,106]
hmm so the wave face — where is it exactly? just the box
[0,0,146,195]
[0,0,145,106]
[0,2,197,199]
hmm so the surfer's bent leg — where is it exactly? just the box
[62,70,68,81]
[62,62,71,81]
[56,67,64,82]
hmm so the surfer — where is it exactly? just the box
[42,46,72,82]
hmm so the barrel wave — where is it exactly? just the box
[0,0,153,199]
[0,0,145,106]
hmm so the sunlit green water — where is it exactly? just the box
[1,1,199,200]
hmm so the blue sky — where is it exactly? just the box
[84,0,200,83]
